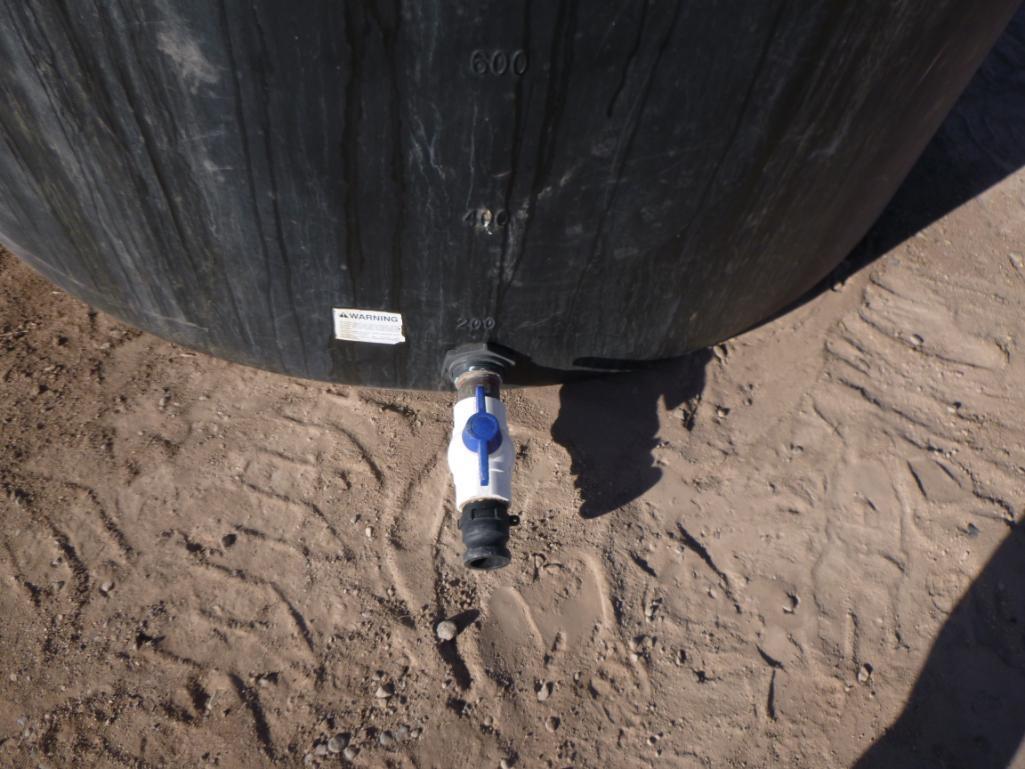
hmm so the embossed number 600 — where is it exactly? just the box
[470,49,528,76]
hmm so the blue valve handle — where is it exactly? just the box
[461,385,502,486]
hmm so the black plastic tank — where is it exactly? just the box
[0,1,1019,389]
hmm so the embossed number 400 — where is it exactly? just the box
[470,49,528,76]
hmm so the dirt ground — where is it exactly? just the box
[3,17,1025,769]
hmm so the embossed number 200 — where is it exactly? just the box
[457,317,496,331]
[470,49,528,76]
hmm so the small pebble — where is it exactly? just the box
[544,715,560,732]
[314,743,329,756]
[343,747,358,761]
[782,593,800,614]
[436,620,458,641]
[500,759,512,769]
[374,683,393,699]
[857,663,873,684]
[365,526,374,539]
[395,725,410,741]
[410,727,422,739]
[99,581,114,594]
[536,681,553,702]
[379,730,395,748]
[327,735,347,753]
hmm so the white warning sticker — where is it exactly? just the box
[333,308,406,345]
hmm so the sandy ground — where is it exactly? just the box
[3,16,1025,769]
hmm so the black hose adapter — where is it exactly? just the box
[459,500,519,570]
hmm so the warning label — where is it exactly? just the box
[332,308,406,345]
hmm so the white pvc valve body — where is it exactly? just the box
[447,393,514,510]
